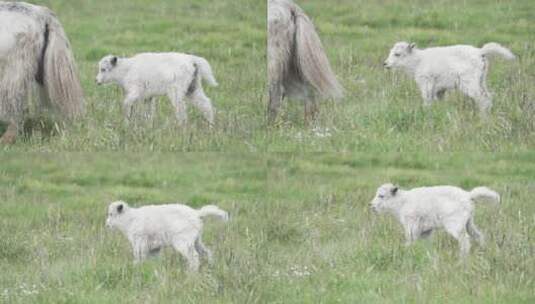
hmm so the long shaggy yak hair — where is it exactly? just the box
[268,0,343,123]
[0,1,84,143]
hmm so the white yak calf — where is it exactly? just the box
[369,183,500,257]
[96,53,218,125]
[384,42,515,114]
[105,201,228,271]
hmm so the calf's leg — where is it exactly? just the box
[444,221,471,258]
[168,89,188,126]
[466,217,485,247]
[195,237,213,264]
[188,86,215,126]
[172,241,200,272]
[123,91,142,122]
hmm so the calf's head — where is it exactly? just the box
[96,55,119,85]
[369,183,399,213]
[384,42,416,69]
[106,200,128,229]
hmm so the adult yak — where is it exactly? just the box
[0,2,84,143]
[268,0,343,124]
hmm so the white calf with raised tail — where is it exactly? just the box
[370,183,500,258]
[384,41,515,114]
[96,52,218,126]
[105,201,228,271]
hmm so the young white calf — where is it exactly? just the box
[105,201,228,271]
[96,52,218,125]
[369,183,500,257]
[384,42,515,114]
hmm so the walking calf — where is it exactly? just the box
[105,201,228,271]
[370,183,500,257]
[384,42,515,114]
[96,52,218,125]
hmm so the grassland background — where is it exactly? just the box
[1,153,534,303]
[1,0,535,303]
[0,0,533,152]
[268,0,535,152]
[2,0,266,152]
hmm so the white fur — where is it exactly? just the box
[0,12,36,57]
[105,201,228,271]
[370,183,500,257]
[384,41,515,114]
[0,2,84,143]
[96,52,218,125]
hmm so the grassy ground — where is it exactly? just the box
[2,0,266,152]
[1,0,534,152]
[267,0,535,152]
[1,0,534,303]
[1,153,534,303]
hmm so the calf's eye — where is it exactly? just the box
[394,53,401,57]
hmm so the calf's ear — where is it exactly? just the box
[409,43,416,51]
[111,56,118,66]
[391,186,399,195]
[117,204,124,213]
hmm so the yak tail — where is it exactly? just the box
[469,187,500,205]
[480,43,516,60]
[42,9,85,120]
[198,205,229,222]
[193,56,218,87]
[294,11,343,99]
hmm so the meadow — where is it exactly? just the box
[0,0,534,152]
[267,0,535,152]
[1,152,534,303]
[1,0,267,152]
[1,0,535,303]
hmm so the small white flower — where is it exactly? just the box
[312,127,332,138]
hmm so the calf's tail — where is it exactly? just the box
[469,187,500,205]
[192,56,218,87]
[480,43,515,60]
[198,205,229,222]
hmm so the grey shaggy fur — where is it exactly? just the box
[267,0,343,123]
[0,2,84,143]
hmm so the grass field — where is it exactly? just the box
[1,153,534,303]
[1,0,534,152]
[267,0,535,152]
[1,0,535,303]
[2,0,266,152]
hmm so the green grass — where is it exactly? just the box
[1,153,535,303]
[1,0,535,303]
[266,0,535,152]
[1,0,534,152]
[2,0,266,152]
